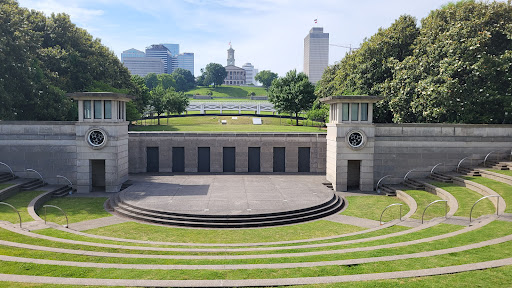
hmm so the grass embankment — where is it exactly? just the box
[341,196,410,222]
[430,182,495,218]
[83,220,363,244]
[35,197,110,224]
[488,169,512,177]
[131,115,324,132]
[185,86,267,98]
[0,190,44,223]
[0,221,509,278]
[403,190,445,220]
[463,176,512,213]
[0,183,13,190]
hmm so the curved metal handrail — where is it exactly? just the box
[430,163,443,175]
[456,157,469,173]
[376,175,392,192]
[404,169,417,181]
[421,200,448,224]
[380,203,403,225]
[0,202,22,228]
[56,175,73,187]
[43,205,69,228]
[26,168,44,182]
[483,151,497,167]
[0,162,14,176]
[469,195,502,223]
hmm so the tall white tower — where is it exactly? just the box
[304,27,329,84]
[227,45,235,66]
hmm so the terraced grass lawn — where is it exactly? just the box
[0,221,510,279]
[34,225,408,249]
[3,265,512,287]
[185,86,267,97]
[430,182,495,218]
[463,176,512,213]
[35,197,110,224]
[341,196,410,222]
[403,190,445,220]
[84,220,364,244]
[0,183,13,190]
[131,115,324,132]
[489,169,512,177]
[0,190,44,223]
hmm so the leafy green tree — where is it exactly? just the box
[125,101,141,122]
[144,73,159,91]
[129,75,150,114]
[195,68,206,86]
[306,101,329,127]
[268,70,316,125]
[255,70,278,90]
[165,90,189,119]
[171,68,196,92]
[204,63,227,87]
[149,86,168,125]
[157,73,176,90]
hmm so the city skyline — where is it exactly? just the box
[19,0,471,77]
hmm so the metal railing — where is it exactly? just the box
[456,157,469,173]
[0,202,22,228]
[26,168,44,182]
[469,195,502,223]
[56,175,73,187]
[422,200,448,224]
[380,203,403,225]
[376,175,392,193]
[403,169,417,181]
[0,162,14,176]
[43,205,69,228]
[430,163,443,175]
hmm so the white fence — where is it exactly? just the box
[186,102,276,114]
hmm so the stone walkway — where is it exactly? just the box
[67,216,129,231]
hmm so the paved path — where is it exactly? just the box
[68,216,129,231]
[325,214,381,228]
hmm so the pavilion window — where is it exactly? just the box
[342,103,349,121]
[351,103,359,121]
[361,103,368,121]
[94,100,102,119]
[104,100,112,119]
[84,100,91,119]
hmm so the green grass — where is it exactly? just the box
[430,182,495,218]
[404,190,445,220]
[0,190,44,223]
[3,265,512,287]
[0,221,510,279]
[130,115,325,132]
[0,183,13,190]
[35,197,110,224]
[488,169,512,177]
[185,85,267,97]
[83,220,363,244]
[341,196,410,222]
[463,176,512,213]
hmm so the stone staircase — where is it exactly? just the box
[428,172,453,183]
[379,184,397,196]
[50,185,75,197]
[457,167,481,177]
[0,172,15,183]
[485,160,511,170]
[108,192,344,229]
[20,178,46,191]
[403,178,425,190]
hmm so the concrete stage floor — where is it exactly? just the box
[119,174,335,216]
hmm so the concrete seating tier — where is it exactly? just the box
[20,179,46,191]
[109,193,344,228]
[485,160,511,170]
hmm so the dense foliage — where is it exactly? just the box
[0,0,134,120]
[203,63,227,87]
[316,1,512,124]
[171,68,196,92]
[255,70,278,90]
[268,70,316,125]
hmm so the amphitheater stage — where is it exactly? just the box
[109,174,343,228]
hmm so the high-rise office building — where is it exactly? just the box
[177,53,194,76]
[122,57,165,77]
[242,63,256,85]
[121,48,145,63]
[146,44,173,73]
[304,27,329,84]
[162,43,179,56]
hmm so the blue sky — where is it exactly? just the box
[19,0,468,77]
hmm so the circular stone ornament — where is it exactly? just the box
[346,130,367,150]
[86,128,107,149]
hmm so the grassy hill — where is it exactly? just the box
[185,86,267,98]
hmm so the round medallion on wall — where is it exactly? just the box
[346,130,367,150]
[86,128,108,149]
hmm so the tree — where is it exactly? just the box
[171,68,196,92]
[306,101,329,127]
[165,90,189,119]
[125,101,141,122]
[255,70,278,90]
[204,63,227,87]
[144,73,159,91]
[149,86,168,125]
[157,73,175,90]
[268,70,316,125]
[129,75,150,114]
